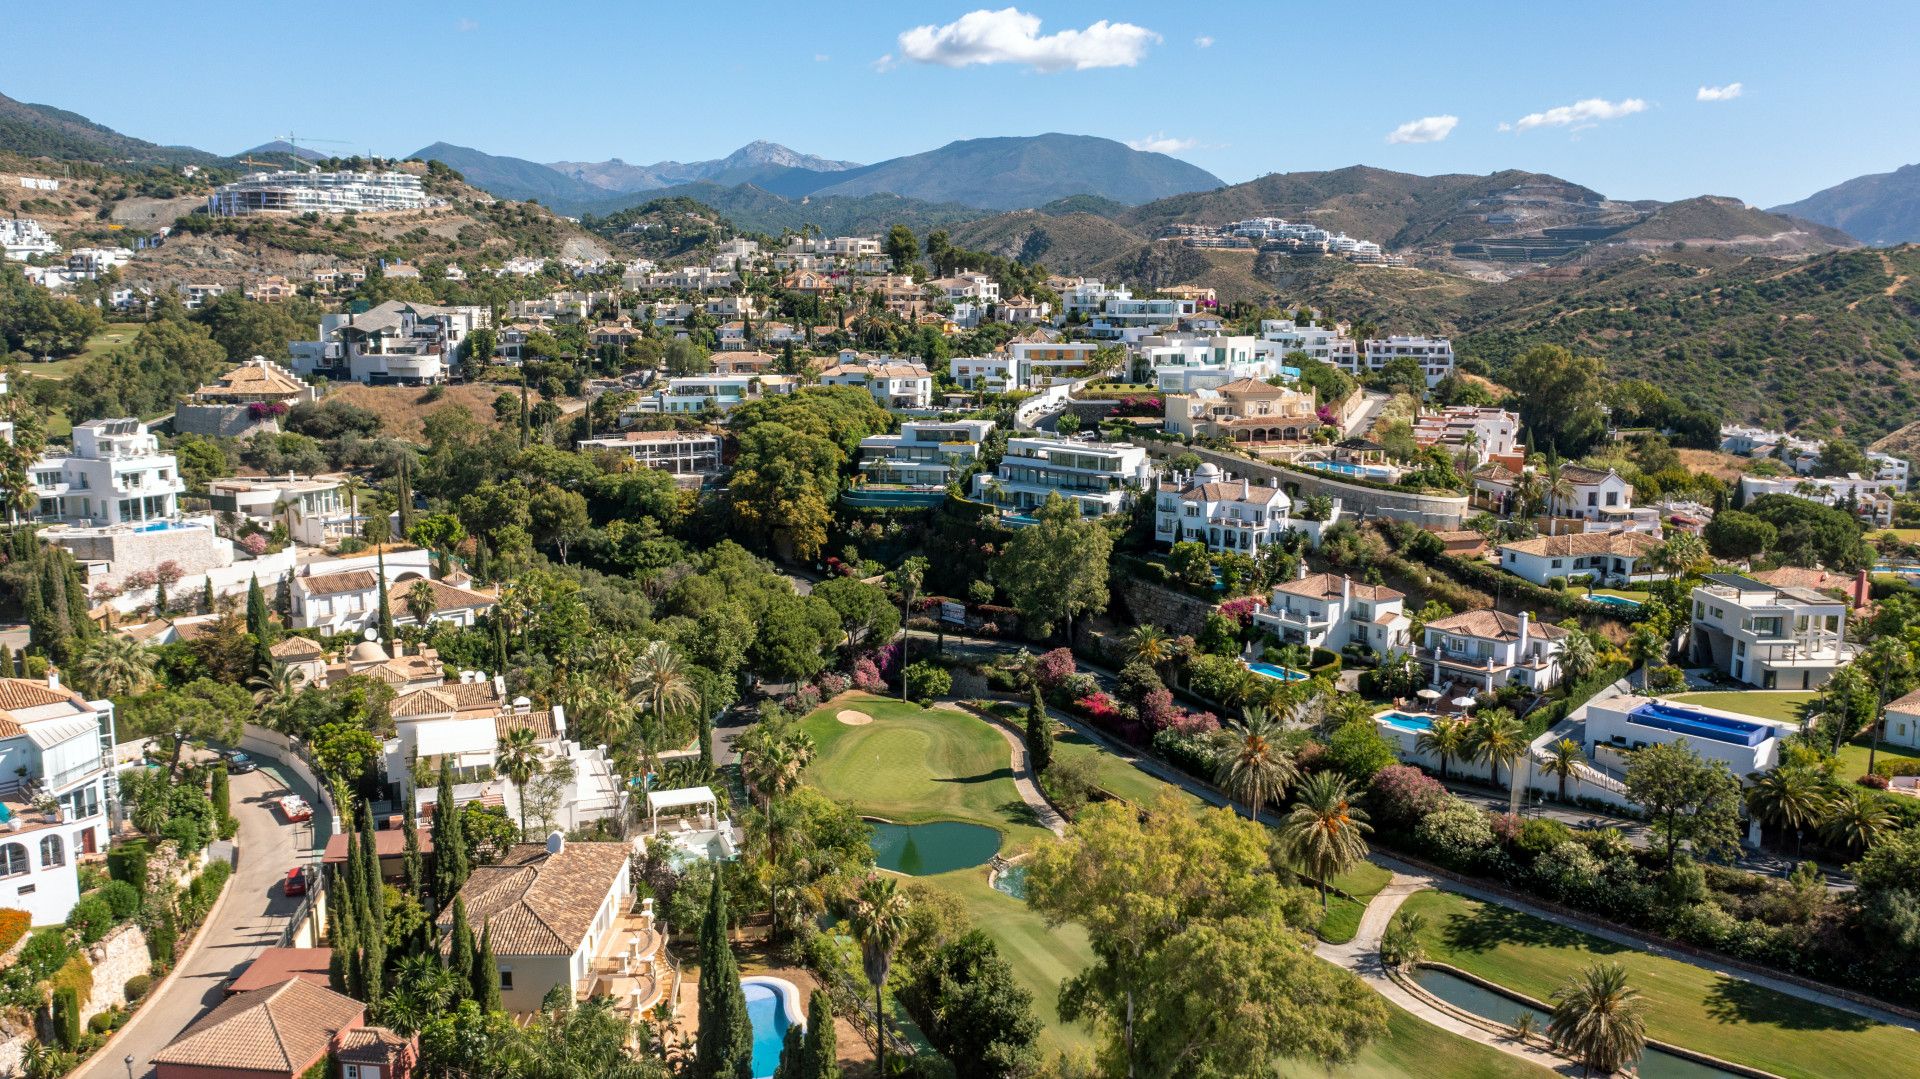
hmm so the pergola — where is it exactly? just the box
[645,786,718,834]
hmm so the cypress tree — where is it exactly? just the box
[401,792,425,901]
[771,1025,802,1079]
[395,455,415,538]
[202,576,215,614]
[449,898,477,990]
[799,990,839,1079]
[209,764,230,822]
[360,801,388,938]
[473,925,501,1012]
[490,611,507,673]
[1025,682,1052,775]
[695,871,752,1079]
[62,555,92,643]
[247,574,273,674]
[0,644,12,679]
[53,986,81,1049]
[376,546,395,645]
[430,767,468,911]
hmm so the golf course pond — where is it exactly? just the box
[868,819,1001,875]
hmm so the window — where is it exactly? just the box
[0,845,25,878]
[499,969,514,990]
[38,836,62,869]
[344,1066,361,1079]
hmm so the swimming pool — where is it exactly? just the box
[742,977,805,1078]
[1305,460,1395,481]
[1247,661,1308,682]
[1628,700,1772,748]
[1586,593,1642,609]
[1377,711,1436,733]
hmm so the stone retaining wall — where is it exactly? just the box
[80,923,152,1025]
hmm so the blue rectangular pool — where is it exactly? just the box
[1628,701,1771,747]
[1247,661,1307,682]
[1587,593,1642,609]
[1377,711,1436,733]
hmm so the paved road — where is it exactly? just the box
[78,761,326,1079]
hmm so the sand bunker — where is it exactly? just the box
[837,709,874,726]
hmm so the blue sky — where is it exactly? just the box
[9,1,1918,206]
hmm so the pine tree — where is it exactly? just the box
[799,990,839,1079]
[695,871,753,1079]
[473,925,501,1012]
[375,546,395,645]
[449,898,477,990]
[1026,682,1053,775]
[430,767,468,911]
[246,574,273,674]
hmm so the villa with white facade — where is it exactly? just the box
[1251,571,1409,655]
[1549,466,1637,523]
[858,420,995,488]
[1496,530,1664,587]
[0,674,117,925]
[290,300,489,386]
[30,419,184,526]
[1419,610,1568,694]
[577,430,724,487]
[1688,573,1855,689]
[1153,463,1295,554]
[971,437,1150,518]
[1359,336,1456,386]
[818,361,934,411]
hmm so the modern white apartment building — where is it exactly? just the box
[1089,296,1198,339]
[857,419,996,488]
[1,218,60,261]
[1137,334,1270,393]
[1738,473,1899,526]
[0,673,119,925]
[30,419,184,526]
[1360,335,1456,386]
[1413,406,1522,465]
[1251,570,1409,654]
[1787,449,1911,488]
[577,429,724,486]
[1010,341,1104,387]
[1153,463,1295,554]
[1256,319,1359,369]
[949,355,1013,391]
[1419,610,1568,694]
[971,437,1151,517]
[206,170,437,216]
[819,361,934,410]
[290,300,489,385]
[1688,573,1855,690]
[630,374,798,415]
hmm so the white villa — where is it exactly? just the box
[1251,571,1409,655]
[1154,462,1298,555]
[970,437,1151,518]
[1360,336,1456,386]
[1584,695,1792,777]
[1419,610,1568,694]
[0,674,117,925]
[1884,689,1920,750]
[1687,573,1855,690]
[1496,531,1664,587]
[577,430,724,487]
[858,419,995,488]
[1548,466,1637,523]
[631,374,797,415]
[290,300,489,386]
[1137,334,1271,393]
[30,419,185,526]
[818,361,934,411]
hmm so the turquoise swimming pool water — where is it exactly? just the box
[1377,711,1436,733]
[869,820,1002,875]
[1247,661,1308,682]
[1586,593,1643,609]
[743,980,796,1078]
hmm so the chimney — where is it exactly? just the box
[1342,576,1352,605]
[1517,611,1530,655]
[459,670,475,685]
[545,830,565,855]
[493,674,507,699]
[1297,559,1308,581]
[1241,477,1250,499]
[1855,569,1871,609]
[552,704,567,738]
[44,668,58,692]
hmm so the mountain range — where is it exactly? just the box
[547,140,861,193]
[1772,163,1920,246]
[0,90,227,168]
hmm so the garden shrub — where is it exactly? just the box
[1324,719,1397,781]
[64,895,114,944]
[1416,798,1495,864]
[0,908,29,954]
[1529,841,1601,899]
[106,841,150,894]
[903,661,952,705]
[1513,817,1574,859]
[123,974,152,1001]
[1368,765,1445,830]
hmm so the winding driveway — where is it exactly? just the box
[75,759,327,1079]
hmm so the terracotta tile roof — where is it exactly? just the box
[1889,687,1920,714]
[1177,481,1289,506]
[322,827,434,865]
[1215,377,1289,395]
[195,362,308,399]
[1749,567,1854,594]
[153,977,363,1073]
[337,1026,415,1068]
[0,679,84,712]
[1273,572,1403,603]
[270,636,323,658]
[1425,610,1571,642]
[1474,463,1521,484]
[388,577,499,614]
[391,680,499,719]
[300,569,378,596]
[497,708,558,741]
[227,948,334,994]
[1499,531,1660,559]
[440,842,630,957]
[1558,465,1622,486]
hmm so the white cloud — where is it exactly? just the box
[1127,133,1199,154]
[1697,82,1743,102]
[895,8,1159,72]
[1385,115,1459,145]
[456,17,478,31]
[814,53,831,62]
[1511,97,1647,132]
[1194,35,1214,48]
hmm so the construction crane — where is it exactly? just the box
[274,133,353,161]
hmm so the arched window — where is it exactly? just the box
[38,835,62,869]
[0,844,26,878]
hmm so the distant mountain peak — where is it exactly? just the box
[1773,163,1920,246]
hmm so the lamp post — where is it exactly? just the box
[124,1053,134,1079]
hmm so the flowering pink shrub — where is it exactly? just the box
[1489,812,1523,846]
[1139,687,1178,730]
[1369,765,1446,828]
[793,685,822,713]
[123,569,157,589]
[852,658,886,693]
[1035,648,1076,692]
[816,673,850,697]
[153,561,185,586]
[1216,597,1260,625]
[1166,709,1220,737]
[246,401,290,419]
[871,643,901,679]
[1074,692,1122,723]
[1316,405,1338,425]
[241,533,268,555]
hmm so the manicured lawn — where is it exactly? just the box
[1311,1004,1554,1079]
[1050,728,1203,809]
[1836,737,1920,779]
[1317,862,1395,945]
[1669,690,1817,726]
[1400,889,1920,1079]
[799,694,1052,850]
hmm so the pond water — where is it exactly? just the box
[1411,968,1742,1079]
[869,820,1002,875]
[992,863,1029,900]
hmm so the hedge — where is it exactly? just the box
[1424,550,1649,623]
[1522,661,1631,737]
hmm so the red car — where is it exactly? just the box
[284,866,308,896]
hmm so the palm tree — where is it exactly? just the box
[738,723,816,811]
[1416,716,1471,782]
[1542,461,1575,519]
[1539,738,1583,803]
[1656,531,1710,577]
[1466,709,1527,790]
[1560,630,1598,682]
[70,635,155,698]
[1213,706,1297,824]
[1378,909,1427,972]
[1627,625,1666,690]
[1125,624,1174,671]
[1317,693,1376,739]
[1548,963,1648,1077]
[404,579,437,628]
[249,664,306,727]
[848,875,910,1079]
[1278,772,1373,909]
[1745,766,1832,853]
[628,641,699,773]
[497,726,542,840]
[1820,789,1895,855]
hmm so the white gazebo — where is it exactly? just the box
[645,785,720,835]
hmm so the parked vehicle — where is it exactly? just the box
[284,866,307,896]
[223,751,258,774]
